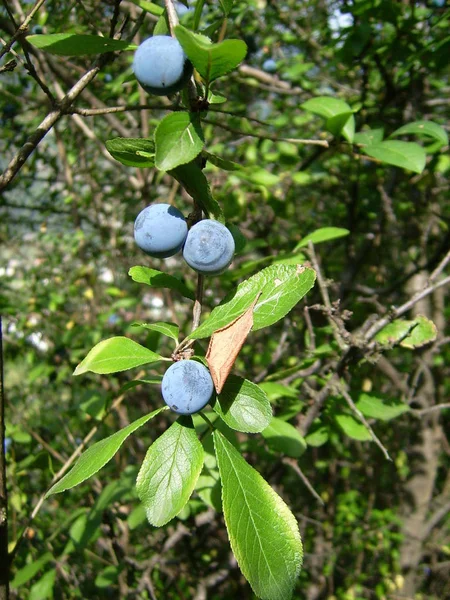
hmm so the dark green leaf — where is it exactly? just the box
[301,96,355,143]
[132,321,179,343]
[105,138,155,168]
[169,162,224,221]
[214,431,303,600]
[11,553,54,589]
[354,128,384,146]
[204,151,241,171]
[155,112,204,171]
[175,25,247,83]
[27,33,132,56]
[214,376,272,433]
[261,417,307,458]
[129,266,195,300]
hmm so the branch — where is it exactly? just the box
[282,457,324,505]
[0,0,47,60]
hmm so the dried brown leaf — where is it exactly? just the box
[206,293,261,393]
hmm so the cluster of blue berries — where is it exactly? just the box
[134,204,235,275]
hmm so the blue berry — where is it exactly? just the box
[183,220,235,275]
[133,35,193,96]
[162,360,214,415]
[134,203,188,258]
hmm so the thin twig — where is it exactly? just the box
[0,0,47,60]
[282,457,325,505]
[340,387,392,461]
[412,403,450,416]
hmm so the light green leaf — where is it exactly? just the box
[204,151,241,171]
[301,96,355,143]
[154,112,204,172]
[73,336,166,376]
[29,569,56,600]
[354,128,384,146]
[261,417,307,458]
[389,120,448,147]
[244,168,280,187]
[175,25,247,83]
[129,266,195,300]
[132,321,179,343]
[305,423,329,447]
[363,140,426,174]
[128,0,164,15]
[214,431,303,600]
[119,377,163,393]
[375,315,437,349]
[169,162,225,222]
[27,33,132,56]
[46,409,166,496]
[259,382,299,401]
[11,553,54,589]
[136,419,204,526]
[356,394,410,421]
[189,264,316,339]
[105,137,155,168]
[195,436,222,511]
[214,376,272,433]
[95,566,120,588]
[334,414,372,441]
[295,227,350,250]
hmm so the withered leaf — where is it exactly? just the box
[206,293,261,393]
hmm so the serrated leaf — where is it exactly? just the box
[261,417,306,458]
[27,33,132,56]
[169,161,224,221]
[128,0,164,15]
[214,431,303,600]
[105,137,155,168]
[132,321,179,343]
[129,266,195,300]
[301,96,355,143]
[46,409,165,496]
[354,128,384,146]
[375,315,437,349]
[363,140,426,173]
[334,414,372,441]
[355,394,410,421]
[73,336,166,375]
[136,419,204,526]
[389,120,448,147]
[175,25,246,83]
[214,376,272,433]
[295,227,350,249]
[189,264,316,339]
[155,112,204,171]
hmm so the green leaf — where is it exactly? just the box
[362,141,426,174]
[46,409,166,496]
[214,376,272,433]
[214,431,303,600]
[169,162,224,221]
[132,321,179,344]
[295,227,350,249]
[259,382,299,401]
[244,168,280,187]
[119,377,163,393]
[136,418,204,526]
[305,423,329,447]
[73,336,166,376]
[301,96,355,143]
[95,566,121,588]
[27,33,132,56]
[218,0,234,15]
[129,266,195,300]
[226,223,247,254]
[334,414,372,441]
[204,151,241,171]
[105,138,155,168]
[153,11,170,36]
[154,112,204,171]
[389,120,448,147]
[375,315,437,349]
[354,128,384,146]
[175,25,247,84]
[11,553,54,588]
[356,394,410,421]
[128,0,164,16]
[189,264,316,339]
[29,569,56,600]
[262,417,307,458]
